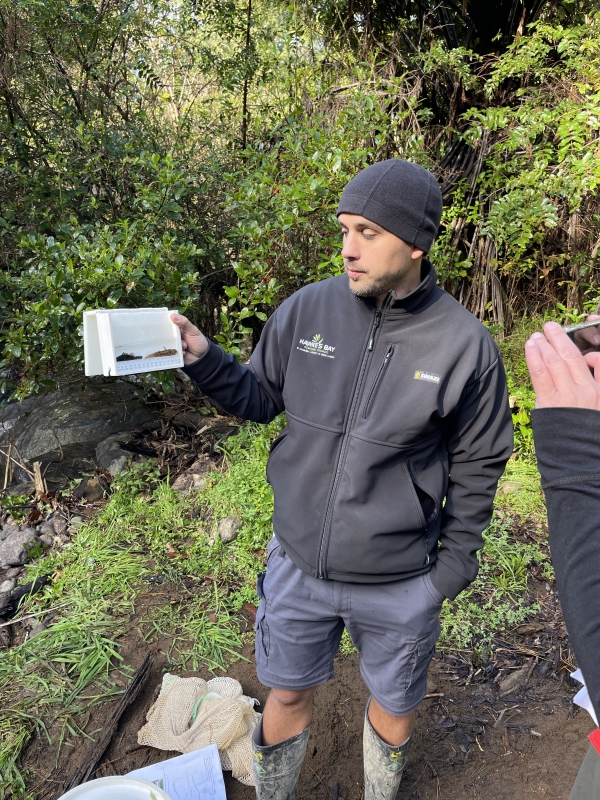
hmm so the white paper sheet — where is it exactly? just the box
[571,669,599,726]
[127,744,226,800]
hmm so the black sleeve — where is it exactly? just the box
[182,311,285,423]
[532,407,600,722]
[430,356,514,600]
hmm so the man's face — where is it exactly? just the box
[338,213,424,303]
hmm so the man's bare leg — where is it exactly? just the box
[367,696,415,745]
[261,687,317,745]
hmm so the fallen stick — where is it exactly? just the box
[0,447,34,478]
[0,576,51,621]
[63,653,155,791]
[96,744,149,771]
[493,707,521,729]
[307,764,327,790]
[33,460,47,496]
[2,444,12,490]
[0,599,72,628]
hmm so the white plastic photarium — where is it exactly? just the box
[83,308,184,377]
[57,776,172,800]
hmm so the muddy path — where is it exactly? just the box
[28,635,592,800]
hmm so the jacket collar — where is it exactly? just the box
[388,259,438,312]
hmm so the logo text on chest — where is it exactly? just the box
[414,370,441,384]
[297,334,336,359]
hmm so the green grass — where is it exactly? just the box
[0,451,272,797]
[497,318,539,456]
[0,472,170,795]
[143,593,244,672]
[497,316,542,392]
[190,417,286,608]
[439,514,550,652]
[0,510,145,796]
[339,629,357,655]
[496,457,546,521]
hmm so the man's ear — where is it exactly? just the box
[411,247,425,261]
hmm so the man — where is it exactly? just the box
[172,159,513,800]
[526,321,600,798]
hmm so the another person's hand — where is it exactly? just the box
[170,312,209,366]
[525,321,600,410]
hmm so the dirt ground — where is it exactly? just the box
[27,630,593,800]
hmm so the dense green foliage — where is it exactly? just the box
[1,0,600,397]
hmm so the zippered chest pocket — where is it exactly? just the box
[363,345,394,418]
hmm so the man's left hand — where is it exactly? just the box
[525,320,600,410]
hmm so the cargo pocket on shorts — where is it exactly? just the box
[255,572,270,668]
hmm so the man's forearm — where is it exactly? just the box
[432,356,513,600]
[431,459,506,600]
[183,339,283,423]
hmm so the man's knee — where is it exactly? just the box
[268,687,316,711]
[261,687,316,745]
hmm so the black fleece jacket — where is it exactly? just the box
[532,407,600,721]
[184,263,513,600]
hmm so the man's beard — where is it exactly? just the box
[348,273,395,299]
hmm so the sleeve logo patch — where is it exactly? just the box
[414,370,441,384]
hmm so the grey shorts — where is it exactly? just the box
[255,537,443,716]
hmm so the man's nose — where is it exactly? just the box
[342,235,360,261]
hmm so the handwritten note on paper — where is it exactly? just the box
[571,669,599,726]
[127,744,226,800]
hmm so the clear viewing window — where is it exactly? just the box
[83,308,184,377]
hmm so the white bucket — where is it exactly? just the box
[57,776,172,800]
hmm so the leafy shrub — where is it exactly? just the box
[220,86,431,353]
[3,4,600,394]
[1,152,223,396]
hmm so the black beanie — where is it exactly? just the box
[336,159,442,253]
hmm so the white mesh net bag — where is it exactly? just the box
[138,674,260,786]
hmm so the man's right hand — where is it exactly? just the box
[170,312,209,366]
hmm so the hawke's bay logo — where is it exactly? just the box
[297,333,336,359]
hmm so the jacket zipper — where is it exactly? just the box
[363,344,394,418]
[316,309,382,579]
[367,311,382,351]
[425,538,430,565]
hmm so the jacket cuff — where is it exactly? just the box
[428,559,470,601]
[182,339,224,387]
[532,407,600,487]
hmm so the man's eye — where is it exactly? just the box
[363,232,376,239]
